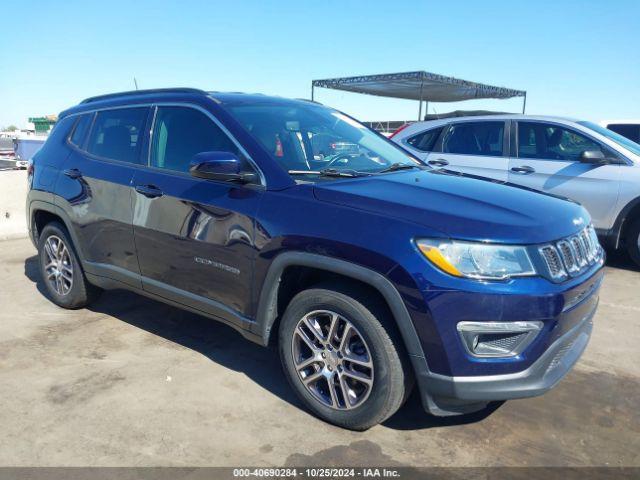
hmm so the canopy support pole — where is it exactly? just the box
[311,84,315,101]
[417,78,425,121]
[522,93,527,114]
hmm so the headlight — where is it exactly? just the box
[416,238,536,280]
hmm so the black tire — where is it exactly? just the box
[279,284,411,430]
[37,221,101,309]
[626,219,640,267]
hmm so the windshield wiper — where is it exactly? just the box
[288,169,367,178]
[378,163,423,174]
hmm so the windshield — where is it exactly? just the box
[578,121,640,157]
[226,102,423,178]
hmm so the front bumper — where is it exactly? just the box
[418,298,595,415]
[413,266,602,416]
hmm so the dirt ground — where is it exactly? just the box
[0,236,638,467]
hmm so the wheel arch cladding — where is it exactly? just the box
[30,201,86,264]
[255,252,427,363]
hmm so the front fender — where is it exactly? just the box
[253,250,427,359]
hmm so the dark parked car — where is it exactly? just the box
[27,89,604,430]
[601,120,640,144]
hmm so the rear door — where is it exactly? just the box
[131,104,263,319]
[428,120,509,181]
[508,120,621,230]
[56,107,150,287]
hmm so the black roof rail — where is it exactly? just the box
[80,88,208,104]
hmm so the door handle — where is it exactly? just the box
[510,165,535,174]
[63,168,82,179]
[135,184,164,198]
[428,159,449,167]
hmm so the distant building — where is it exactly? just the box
[28,115,57,135]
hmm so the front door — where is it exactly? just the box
[131,105,263,319]
[427,120,509,182]
[508,121,621,230]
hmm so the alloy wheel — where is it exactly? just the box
[43,235,73,296]
[291,310,374,410]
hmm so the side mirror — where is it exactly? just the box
[579,150,606,164]
[189,151,258,184]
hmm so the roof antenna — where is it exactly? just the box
[133,77,139,90]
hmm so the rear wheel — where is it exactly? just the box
[626,219,640,267]
[279,285,410,430]
[38,222,101,309]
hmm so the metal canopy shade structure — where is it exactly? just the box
[312,71,527,120]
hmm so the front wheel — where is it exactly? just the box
[279,285,411,430]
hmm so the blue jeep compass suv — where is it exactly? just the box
[27,88,604,430]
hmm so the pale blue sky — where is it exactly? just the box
[1,0,638,128]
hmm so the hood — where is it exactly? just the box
[313,170,590,244]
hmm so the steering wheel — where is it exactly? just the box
[325,153,358,169]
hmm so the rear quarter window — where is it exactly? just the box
[69,114,93,148]
[406,126,444,152]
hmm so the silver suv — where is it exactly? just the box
[392,115,640,265]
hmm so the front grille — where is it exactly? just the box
[539,245,564,279]
[538,226,602,281]
[558,240,578,274]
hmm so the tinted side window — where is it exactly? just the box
[406,126,443,152]
[608,124,640,144]
[150,106,241,173]
[87,108,148,163]
[518,122,605,161]
[69,114,93,148]
[442,122,504,156]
